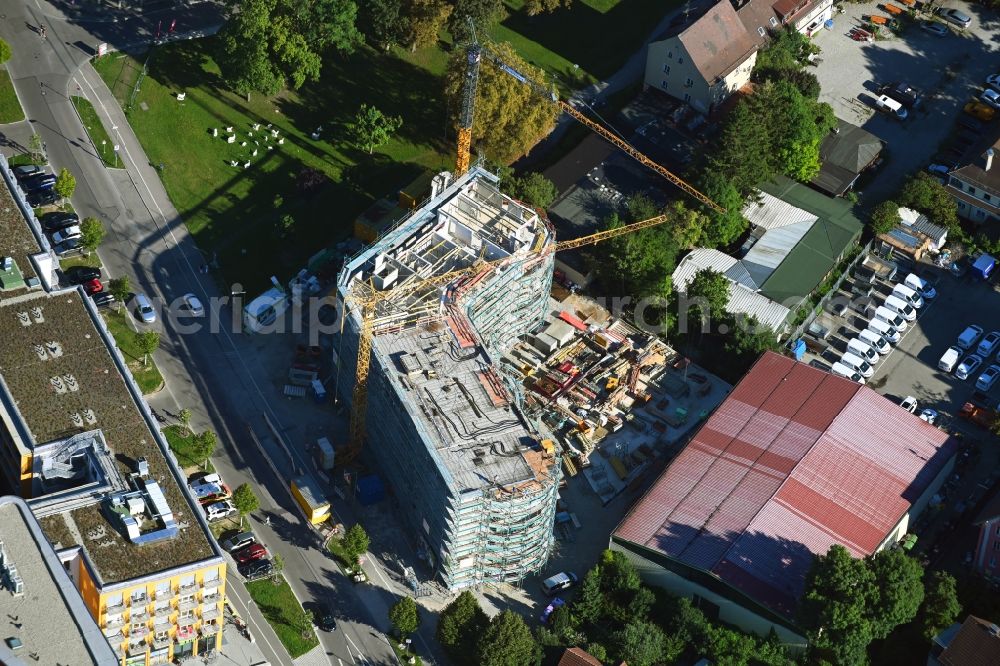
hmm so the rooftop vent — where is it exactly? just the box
[82,408,96,425]
[50,376,66,394]
[32,343,47,361]
[16,312,30,327]
[63,374,78,391]
[46,341,63,357]
[30,307,43,323]
[1,258,11,272]
[136,457,149,477]
[4,637,22,651]
[69,412,83,428]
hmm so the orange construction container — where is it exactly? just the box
[883,3,903,14]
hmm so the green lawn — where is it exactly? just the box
[0,67,24,124]
[246,576,319,658]
[72,96,116,166]
[101,309,164,394]
[162,424,215,471]
[59,254,103,270]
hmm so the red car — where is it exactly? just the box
[233,543,267,564]
[84,278,103,295]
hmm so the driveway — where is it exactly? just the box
[811,1,1000,201]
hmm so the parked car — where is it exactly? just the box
[13,164,44,180]
[180,292,205,317]
[956,354,984,381]
[958,325,984,350]
[220,531,256,552]
[940,7,972,28]
[981,89,1000,110]
[91,292,116,308]
[83,278,103,295]
[313,603,335,632]
[204,500,237,522]
[875,94,908,120]
[976,365,1000,391]
[53,238,82,257]
[21,174,56,192]
[964,101,996,121]
[27,190,59,207]
[900,396,918,414]
[928,164,951,175]
[939,346,963,373]
[63,265,101,285]
[134,292,156,323]
[51,225,81,245]
[920,20,949,36]
[539,597,566,624]
[920,408,938,425]
[978,331,1000,357]
[881,82,923,108]
[238,558,273,580]
[904,273,937,300]
[541,571,578,595]
[233,543,268,565]
[41,212,80,233]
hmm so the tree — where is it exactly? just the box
[191,430,217,468]
[509,172,558,209]
[584,643,607,663]
[178,408,193,434]
[626,586,655,619]
[437,590,489,663]
[573,565,604,625]
[271,553,285,576]
[613,619,666,666]
[593,195,678,300]
[898,171,961,235]
[524,0,570,15]
[867,548,925,639]
[133,330,160,367]
[685,267,730,323]
[799,544,876,666]
[108,276,130,312]
[389,596,420,638]
[444,40,559,164]
[348,104,403,154]
[360,0,405,49]
[871,199,900,234]
[297,608,314,639]
[0,38,11,64]
[79,217,105,251]
[28,133,44,162]
[402,0,452,51]
[723,316,780,377]
[54,168,76,199]
[448,0,503,43]
[279,213,296,236]
[700,624,760,666]
[476,609,540,666]
[342,523,370,562]
[220,0,362,97]
[920,571,961,640]
[699,172,747,247]
[231,483,260,527]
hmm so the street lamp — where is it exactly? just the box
[101,139,106,162]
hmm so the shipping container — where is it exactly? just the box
[290,474,331,524]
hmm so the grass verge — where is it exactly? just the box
[391,642,424,665]
[101,309,164,394]
[59,254,103,270]
[72,96,115,166]
[326,538,357,570]
[0,67,24,123]
[246,576,319,658]
[163,424,215,471]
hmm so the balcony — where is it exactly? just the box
[178,597,199,612]
[154,587,174,602]
[202,592,221,605]
[103,627,124,642]
[127,643,148,659]
[201,606,221,622]
[105,601,126,616]
[176,625,196,642]
[201,623,220,638]
[130,607,149,622]
[152,633,171,649]
[130,625,150,639]
[178,580,199,594]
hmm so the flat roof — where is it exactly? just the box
[0,290,215,584]
[615,352,956,619]
[0,496,118,665]
[0,173,40,285]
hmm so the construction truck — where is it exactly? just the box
[290,473,331,525]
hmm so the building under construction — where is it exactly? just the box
[335,166,561,590]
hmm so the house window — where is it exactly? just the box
[663,64,670,74]
[977,209,987,219]
[667,51,672,59]
[130,620,146,632]
[967,184,976,194]
[203,568,219,583]
[684,93,691,103]
[685,78,694,87]
[661,80,669,90]
[678,56,684,64]
[985,193,992,202]
[179,609,195,621]
[758,26,767,37]
[769,17,779,27]
[131,588,147,604]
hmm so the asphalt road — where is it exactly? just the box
[0,2,405,664]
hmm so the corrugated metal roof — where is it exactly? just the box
[742,220,815,286]
[673,250,790,331]
[898,207,948,242]
[742,191,818,231]
[614,352,957,619]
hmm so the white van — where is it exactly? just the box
[831,362,865,384]
[876,94,908,119]
[904,273,936,299]
[847,338,879,364]
[841,351,875,378]
[884,295,917,321]
[892,283,924,309]
[541,571,578,595]
[939,346,962,373]
[869,317,901,343]
[859,329,891,355]
[875,305,908,331]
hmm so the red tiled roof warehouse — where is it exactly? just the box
[614,351,957,618]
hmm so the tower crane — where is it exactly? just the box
[455,39,725,213]
[337,211,672,466]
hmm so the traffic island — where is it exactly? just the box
[245,576,319,658]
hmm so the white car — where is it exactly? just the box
[135,293,156,324]
[988,73,1000,92]
[919,409,938,425]
[980,88,1000,110]
[979,331,1000,358]
[52,225,82,245]
[957,325,984,350]
[976,364,1000,391]
[956,354,983,381]
[204,500,237,522]
[181,293,205,317]
[900,396,918,414]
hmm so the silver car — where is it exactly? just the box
[135,293,157,323]
[940,8,971,28]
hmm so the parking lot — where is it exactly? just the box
[811,0,1000,200]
